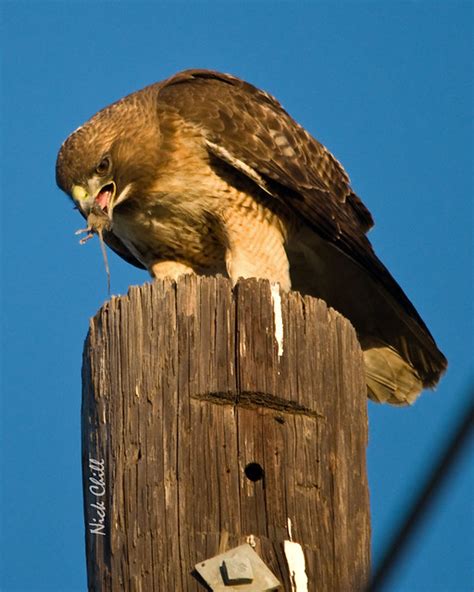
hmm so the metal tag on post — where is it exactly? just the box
[195,543,281,591]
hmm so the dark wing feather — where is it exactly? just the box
[102,230,146,270]
[155,69,446,381]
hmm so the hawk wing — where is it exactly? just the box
[155,69,445,386]
[156,70,409,300]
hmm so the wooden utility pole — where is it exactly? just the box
[82,276,370,591]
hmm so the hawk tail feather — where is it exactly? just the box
[364,345,424,405]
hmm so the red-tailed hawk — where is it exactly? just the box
[56,69,446,404]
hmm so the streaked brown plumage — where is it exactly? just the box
[56,69,447,404]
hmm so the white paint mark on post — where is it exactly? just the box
[287,517,293,541]
[284,518,308,592]
[271,283,284,357]
[246,533,256,548]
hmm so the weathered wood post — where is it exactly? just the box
[82,276,370,591]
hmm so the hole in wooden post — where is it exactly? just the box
[244,462,264,482]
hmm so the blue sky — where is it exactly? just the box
[1,2,472,590]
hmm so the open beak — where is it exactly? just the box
[93,181,116,217]
[72,179,129,220]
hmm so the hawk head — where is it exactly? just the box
[56,91,163,221]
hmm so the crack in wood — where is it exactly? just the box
[191,390,325,418]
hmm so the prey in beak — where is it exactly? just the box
[73,180,117,294]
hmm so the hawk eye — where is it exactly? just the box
[95,155,111,176]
